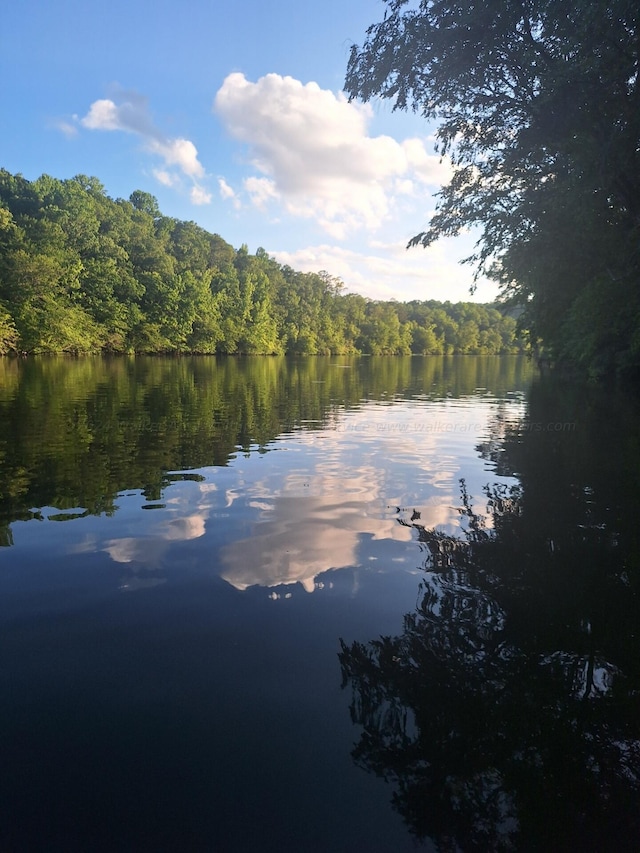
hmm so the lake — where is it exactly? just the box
[0,355,638,851]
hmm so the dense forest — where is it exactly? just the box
[0,169,524,356]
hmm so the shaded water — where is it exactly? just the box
[0,356,638,851]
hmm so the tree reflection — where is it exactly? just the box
[339,377,640,851]
[0,355,534,544]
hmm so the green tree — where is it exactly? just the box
[409,321,440,355]
[0,169,529,357]
[357,301,413,354]
[234,254,281,354]
[346,0,640,378]
[0,303,18,354]
[129,190,161,219]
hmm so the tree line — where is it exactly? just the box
[0,169,525,356]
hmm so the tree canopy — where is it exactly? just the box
[0,168,525,357]
[346,0,640,378]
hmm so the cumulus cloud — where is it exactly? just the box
[190,185,212,205]
[80,90,209,203]
[148,137,204,179]
[243,176,280,209]
[272,238,500,303]
[81,98,122,131]
[81,91,159,137]
[214,72,451,237]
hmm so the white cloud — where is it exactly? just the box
[148,137,204,179]
[272,239,500,303]
[190,185,212,205]
[213,72,450,237]
[153,169,178,187]
[54,119,79,138]
[218,177,241,210]
[243,176,280,209]
[402,138,450,184]
[81,98,121,131]
[395,179,415,196]
[218,177,236,200]
[80,91,209,203]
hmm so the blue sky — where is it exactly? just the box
[2,0,499,303]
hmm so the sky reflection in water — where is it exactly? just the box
[12,356,619,851]
[14,394,526,602]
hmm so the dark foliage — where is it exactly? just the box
[346,0,640,378]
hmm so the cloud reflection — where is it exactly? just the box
[217,410,485,592]
[104,513,207,565]
[102,511,208,591]
[220,488,414,593]
[69,395,511,596]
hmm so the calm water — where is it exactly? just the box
[0,356,638,851]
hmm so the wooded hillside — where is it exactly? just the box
[0,170,525,356]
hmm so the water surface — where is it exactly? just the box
[0,356,638,851]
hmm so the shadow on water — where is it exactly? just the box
[339,375,640,851]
